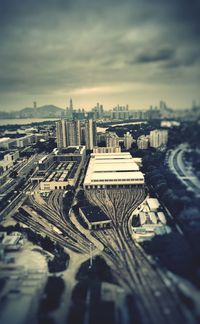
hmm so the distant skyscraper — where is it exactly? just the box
[92,102,104,119]
[147,106,161,120]
[70,98,73,110]
[150,129,168,148]
[33,101,37,115]
[159,100,167,111]
[85,119,97,150]
[111,105,129,120]
[66,98,74,120]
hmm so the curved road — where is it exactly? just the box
[168,146,200,195]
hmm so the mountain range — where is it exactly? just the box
[0,105,65,119]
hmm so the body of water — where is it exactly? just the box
[0,118,59,126]
[0,118,147,129]
[97,121,147,133]
[111,121,147,127]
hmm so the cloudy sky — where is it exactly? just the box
[0,0,200,111]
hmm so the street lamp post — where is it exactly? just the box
[89,242,93,269]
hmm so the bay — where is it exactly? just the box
[0,118,59,126]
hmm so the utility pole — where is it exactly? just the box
[89,242,93,269]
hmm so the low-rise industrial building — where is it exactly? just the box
[132,197,169,242]
[84,152,144,189]
[54,146,86,163]
[40,160,81,191]
[146,198,160,211]
[93,146,121,153]
[0,150,19,172]
[0,134,35,149]
[79,205,112,230]
[1,232,22,251]
[31,146,86,189]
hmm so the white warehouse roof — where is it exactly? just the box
[84,152,144,187]
[91,152,132,159]
[91,171,143,181]
[146,198,160,211]
[93,162,139,172]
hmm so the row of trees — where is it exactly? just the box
[140,141,200,282]
[167,122,200,149]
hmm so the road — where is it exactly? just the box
[168,145,200,195]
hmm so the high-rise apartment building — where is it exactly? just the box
[85,119,97,150]
[56,119,81,148]
[56,119,68,148]
[150,129,168,148]
[67,120,81,146]
[137,135,149,149]
[106,132,119,148]
[124,131,133,150]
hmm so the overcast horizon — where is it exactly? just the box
[0,0,200,111]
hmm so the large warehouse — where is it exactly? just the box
[83,152,144,189]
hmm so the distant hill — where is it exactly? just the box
[0,105,65,119]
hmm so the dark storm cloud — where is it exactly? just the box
[134,48,175,64]
[0,0,200,109]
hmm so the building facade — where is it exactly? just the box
[137,135,149,149]
[84,152,144,189]
[124,131,133,150]
[56,119,81,148]
[93,146,121,153]
[56,119,68,148]
[106,132,119,148]
[111,105,129,120]
[150,129,168,148]
[85,119,97,150]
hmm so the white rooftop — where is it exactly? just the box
[0,137,11,143]
[91,172,143,181]
[84,152,144,186]
[38,155,48,164]
[93,162,139,172]
[91,152,131,159]
[146,198,160,211]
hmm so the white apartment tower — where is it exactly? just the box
[124,131,133,150]
[106,132,119,148]
[137,135,149,149]
[150,129,168,148]
[68,120,81,146]
[56,119,68,148]
[56,119,81,148]
[85,119,97,150]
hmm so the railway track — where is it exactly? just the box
[85,187,196,324]
[20,191,91,254]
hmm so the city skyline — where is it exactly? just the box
[0,0,200,110]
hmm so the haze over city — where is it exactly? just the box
[0,0,200,110]
[1,2,200,321]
